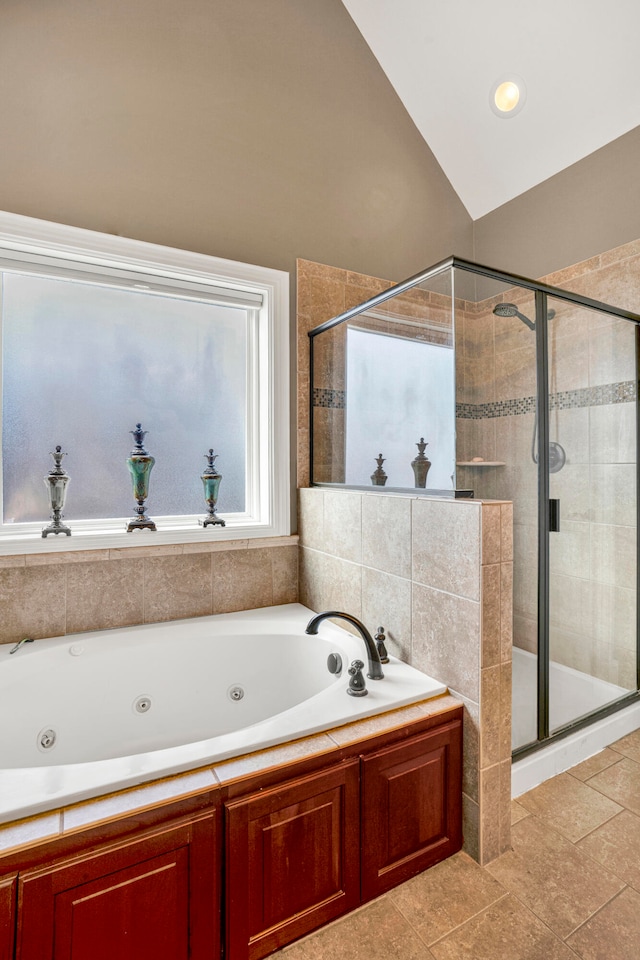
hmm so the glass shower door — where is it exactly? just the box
[546,297,638,733]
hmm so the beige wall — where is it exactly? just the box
[0,0,472,284]
[474,127,640,280]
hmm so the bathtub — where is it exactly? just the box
[0,603,446,824]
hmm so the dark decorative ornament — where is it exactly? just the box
[126,423,157,532]
[199,449,225,527]
[411,437,432,488]
[42,446,72,537]
[370,453,388,486]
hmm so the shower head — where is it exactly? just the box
[493,303,519,318]
[492,302,555,330]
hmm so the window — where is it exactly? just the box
[345,325,455,490]
[0,213,290,552]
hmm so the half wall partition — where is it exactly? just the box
[308,256,640,757]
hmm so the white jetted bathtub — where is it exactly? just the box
[0,603,446,823]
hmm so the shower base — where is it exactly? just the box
[511,646,640,796]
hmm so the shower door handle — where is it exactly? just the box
[549,499,560,533]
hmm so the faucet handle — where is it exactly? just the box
[347,659,368,698]
[375,627,390,664]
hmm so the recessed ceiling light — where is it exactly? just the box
[490,75,527,118]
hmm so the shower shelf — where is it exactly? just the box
[456,461,506,467]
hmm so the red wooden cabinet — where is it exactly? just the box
[225,760,360,960]
[16,814,219,960]
[0,874,16,960]
[360,717,463,900]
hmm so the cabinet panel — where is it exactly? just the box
[16,814,218,960]
[361,718,462,900]
[0,874,16,960]
[226,760,360,960]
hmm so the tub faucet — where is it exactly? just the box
[8,637,34,655]
[305,611,384,680]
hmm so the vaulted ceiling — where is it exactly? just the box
[342,0,640,219]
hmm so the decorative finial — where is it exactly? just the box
[129,423,148,456]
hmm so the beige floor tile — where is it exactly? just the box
[569,748,623,782]
[389,851,506,945]
[486,816,624,939]
[577,809,640,891]
[610,729,640,764]
[587,757,640,815]
[517,772,622,842]
[566,887,640,960]
[429,894,577,960]
[274,898,435,960]
[511,799,530,824]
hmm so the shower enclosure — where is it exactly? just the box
[308,256,640,758]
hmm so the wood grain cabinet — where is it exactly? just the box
[0,875,16,960]
[225,760,361,960]
[361,716,463,900]
[15,814,219,960]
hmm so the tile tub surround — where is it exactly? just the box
[271,731,640,960]
[298,486,513,866]
[0,536,298,645]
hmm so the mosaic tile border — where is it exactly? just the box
[456,380,637,420]
[313,388,346,409]
[313,382,637,415]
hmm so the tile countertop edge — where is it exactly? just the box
[0,693,462,856]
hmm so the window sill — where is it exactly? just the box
[0,519,294,559]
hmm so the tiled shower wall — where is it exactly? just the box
[457,239,640,690]
[298,487,513,865]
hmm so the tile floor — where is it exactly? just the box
[273,729,640,960]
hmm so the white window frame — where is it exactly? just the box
[0,211,290,555]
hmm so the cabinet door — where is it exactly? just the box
[0,874,16,960]
[226,760,360,960]
[361,718,462,900]
[16,814,219,960]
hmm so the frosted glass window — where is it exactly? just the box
[345,328,455,489]
[2,272,247,523]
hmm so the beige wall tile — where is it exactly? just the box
[479,763,501,865]
[322,490,362,563]
[412,583,480,701]
[449,691,479,803]
[361,494,412,579]
[462,793,479,861]
[590,522,637,589]
[271,544,299,605]
[144,554,212,622]
[590,463,637,525]
[500,503,513,561]
[500,561,514,662]
[412,499,481,601]
[481,563,501,668]
[0,565,66,644]
[298,487,324,550]
[298,546,326,613]
[480,666,501,768]
[26,549,110,565]
[550,519,590,580]
[211,548,272,615]
[361,566,411,661]
[589,403,636,464]
[481,503,501,565]
[66,558,144,634]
